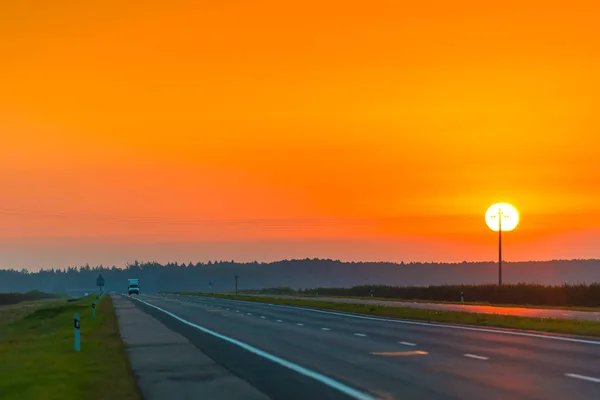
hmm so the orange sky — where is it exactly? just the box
[1,0,599,269]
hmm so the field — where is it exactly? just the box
[171,292,600,337]
[241,283,600,308]
[0,290,62,306]
[0,295,139,400]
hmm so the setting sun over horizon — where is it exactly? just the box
[1,0,599,270]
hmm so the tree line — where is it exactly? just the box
[0,258,599,296]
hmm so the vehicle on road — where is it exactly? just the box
[128,279,140,295]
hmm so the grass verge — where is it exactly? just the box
[0,295,140,400]
[238,291,600,312]
[168,292,600,337]
[293,294,600,312]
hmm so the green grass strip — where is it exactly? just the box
[0,295,140,400]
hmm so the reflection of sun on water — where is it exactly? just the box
[486,203,519,232]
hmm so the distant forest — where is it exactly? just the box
[1,258,599,295]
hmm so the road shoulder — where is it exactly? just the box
[113,295,269,400]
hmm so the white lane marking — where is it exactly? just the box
[259,301,600,346]
[247,313,253,315]
[399,341,416,346]
[321,328,331,331]
[172,295,600,346]
[276,320,283,323]
[296,323,304,326]
[236,310,240,312]
[464,354,489,360]
[226,308,230,311]
[354,333,367,337]
[131,297,376,400]
[261,316,266,319]
[565,373,600,383]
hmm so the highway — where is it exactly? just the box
[129,294,600,400]
[249,294,600,321]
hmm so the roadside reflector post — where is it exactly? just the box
[461,292,464,303]
[92,302,96,318]
[74,313,81,352]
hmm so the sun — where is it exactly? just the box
[485,203,519,232]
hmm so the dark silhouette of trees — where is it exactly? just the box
[0,259,598,303]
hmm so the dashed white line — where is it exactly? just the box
[260,316,266,319]
[226,308,230,311]
[321,328,331,331]
[255,300,600,346]
[399,341,416,346]
[565,373,600,383]
[236,310,240,312]
[296,323,304,326]
[354,333,367,337]
[247,313,253,315]
[464,354,489,360]
[276,320,283,323]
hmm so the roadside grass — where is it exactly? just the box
[293,294,600,312]
[237,291,600,312]
[168,292,600,337]
[0,295,140,400]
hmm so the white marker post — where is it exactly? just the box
[74,313,81,352]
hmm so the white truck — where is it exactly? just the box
[128,279,140,295]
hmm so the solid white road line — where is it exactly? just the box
[399,341,417,346]
[464,354,489,360]
[321,328,331,331]
[354,333,367,337]
[132,297,375,400]
[565,373,600,383]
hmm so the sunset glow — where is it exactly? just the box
[1,0,599,269]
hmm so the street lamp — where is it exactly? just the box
[485,203,519,286]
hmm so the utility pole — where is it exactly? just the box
[498,208,503,287]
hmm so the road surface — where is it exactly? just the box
[248,294,600,321]
[126,293,600,400]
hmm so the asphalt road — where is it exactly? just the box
[249,294,600,321]
[129,294,600,400]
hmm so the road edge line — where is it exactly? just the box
[130,296,376,400]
